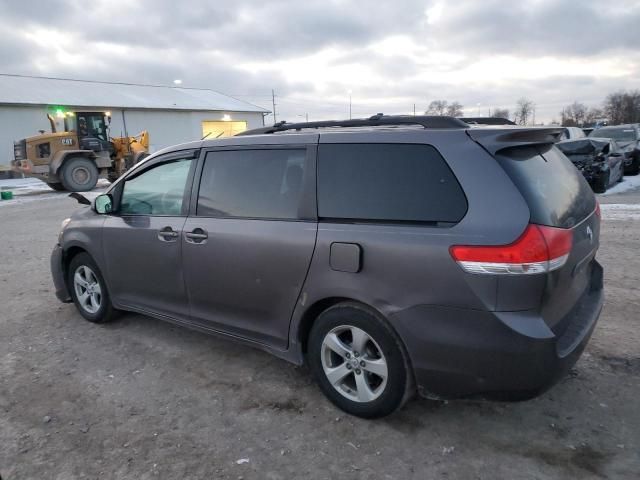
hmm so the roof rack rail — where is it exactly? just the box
[235,113,469,136]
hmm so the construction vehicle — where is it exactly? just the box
[11,111,149,192]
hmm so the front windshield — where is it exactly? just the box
[590,127,636,142]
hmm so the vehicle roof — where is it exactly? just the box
[596,124,638,130]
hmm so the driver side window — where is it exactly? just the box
[120,159,193,216]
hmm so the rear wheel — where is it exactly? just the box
[308,302,413,418]
[68,253,118,323]
[60,157,99,192]
[46,182,66,191]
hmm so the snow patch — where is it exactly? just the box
[0,178,110,207]
[600,203,640,221]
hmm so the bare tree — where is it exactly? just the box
[560,101,588,126]
[514,98,535,125]
[604,91,640,124]
[491,108,510,119]
[426,100,448,116]
[585,107,604,125]
[446,101,464,117]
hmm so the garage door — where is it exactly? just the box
[201,121,247,139]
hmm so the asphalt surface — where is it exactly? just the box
[1,186,639,479]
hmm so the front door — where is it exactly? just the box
[182,146,317,350]
[102,152,197,319]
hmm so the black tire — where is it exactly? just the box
[592,172,609,194]
[46,182,66,191]
[626,156,640,176]
[67,252,118,323]
[60,157,99,192]
[308,302,413,418]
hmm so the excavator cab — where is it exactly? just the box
[68,112,114,154]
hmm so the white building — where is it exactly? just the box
[0,74,268,165]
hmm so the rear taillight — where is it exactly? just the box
[595,201,601,220]
[450,224,573,275]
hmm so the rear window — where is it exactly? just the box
[317,143,467,224]
[496,146,595,228]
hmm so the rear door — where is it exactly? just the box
[494,144,599,328]
[181,145,318,349]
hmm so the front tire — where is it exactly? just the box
[308,302,413,418]
[60,157,99,192]
[625,156,640,176]
[68,253,117,323]
[592,171,609,194]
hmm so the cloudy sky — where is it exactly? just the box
[2,0,640,123]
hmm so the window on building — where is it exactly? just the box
[201,120,248,139]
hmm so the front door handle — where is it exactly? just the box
[185,228,208,244]
[158,226,179,242]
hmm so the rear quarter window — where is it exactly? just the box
[496,145,595,228]
[317,143,467,224]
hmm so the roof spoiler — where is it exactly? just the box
[466,127,563,155]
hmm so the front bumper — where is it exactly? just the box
[392,261,604,400]
[51,244,72,302]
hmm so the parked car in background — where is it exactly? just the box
[557,138,624,193]
[51,115,603,418]
[588,124,640,175]
[459,117,516,126]
[558,126,586,141]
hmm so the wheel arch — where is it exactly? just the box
[296,297,413,370]
[61,245,88,291]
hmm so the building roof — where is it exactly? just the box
[0,74,268,113]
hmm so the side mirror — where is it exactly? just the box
[94,194,113,214]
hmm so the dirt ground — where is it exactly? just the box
[1,188,638,480]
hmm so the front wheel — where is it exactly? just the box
[60,157,99,192]
[68,253,118,323]
[626,156,640,176]
[592,171,609,194]
[308,302,413,418]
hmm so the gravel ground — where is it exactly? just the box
[1,187,639,479]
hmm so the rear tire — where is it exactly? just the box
[308,302,413,418]
[46,182,66,191]
[60,157,99,192]
[68,253,118,323]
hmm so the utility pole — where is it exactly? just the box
[271,89,277,124]
[413,104,416,116]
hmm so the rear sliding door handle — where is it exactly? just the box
[158,226,179,242]
[185,228,208,244]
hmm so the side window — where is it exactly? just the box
[317,143,467,223]
[120,159,193,215]
[197,149,306,219]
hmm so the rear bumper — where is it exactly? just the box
[392,261,604,399]
[51,244,72,303]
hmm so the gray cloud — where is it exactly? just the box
[0,0,639,123]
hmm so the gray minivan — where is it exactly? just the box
[51,115,604,418]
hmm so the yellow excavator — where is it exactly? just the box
[12,111,149,192]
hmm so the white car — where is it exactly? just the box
[559,126,586,141]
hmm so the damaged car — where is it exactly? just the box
[588,124,640,175]
[557,138,624,193]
